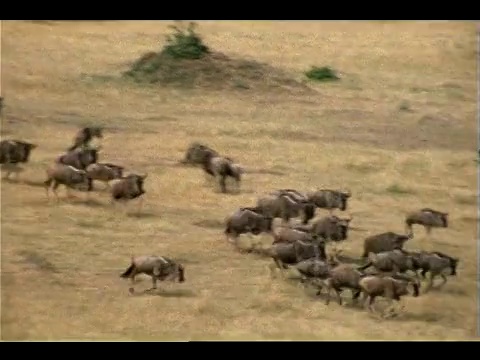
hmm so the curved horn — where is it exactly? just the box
[344,189,352,197]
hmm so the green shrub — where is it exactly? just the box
[161,21,210,60]
[304,66,339,82]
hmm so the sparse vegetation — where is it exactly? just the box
[304,66,339,82]
[123,21,311,93]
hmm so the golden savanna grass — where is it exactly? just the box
[0,20,478,341]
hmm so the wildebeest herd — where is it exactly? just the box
[1,120,460,319]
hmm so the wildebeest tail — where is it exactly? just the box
[357,261,372,271]
[120,263,135,278]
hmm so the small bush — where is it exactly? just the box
[161,21,210,60]
[304,66,339,82]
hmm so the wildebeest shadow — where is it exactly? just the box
[127,211,158,219]
[81,198,108,208]
[133,288,197,298]
[15,179,46,188]
[18,250,59,273]
[193,219,224,229]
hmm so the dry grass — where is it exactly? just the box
[0,20,478,341]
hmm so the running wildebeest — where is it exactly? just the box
[111,173,148,212]
[358,250,419,279]
[120,255,185,294]
[406,250,459,292]
[86,162,124,190]
[405,208,449,238]
[256,192,316,225]
[307,189,352,214]
[57,147,100,171]
[359,274,419,316]
[224,208,274,242]
[321,261,371,306]
[362,231,412,258]
[201,152,242,193]
[310,215,353,243]
[253,239,327,277]
[182,142,219,166]
[0,139,38,180]
[67,126,103,152]
[44,163,93,201]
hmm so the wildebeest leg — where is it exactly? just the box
[424,272,435,292]
[52,182,61,202]
[137,197,144,214]
[219,175,227,193]
[438,273,448,288]
[129,275,136,294]
[334,287,343,306]
[366,296,376,313]
[351,289,361,305]
[425,226,431,241]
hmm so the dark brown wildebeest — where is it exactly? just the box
[310,215,352,244]
[120,255,185,294]
[405,208,449,238]
[86,162,124,190]
[406,250,459,292]
[44,163,93,201]
[251,239,327,277]
[361,231,412,258]
[322,263,367,306]
[57,147,100,171]
[358,274,420,317]
[201,152,242,193]
[358,250,419,279]
[67,126,103,152]
[182,142,219,166]
[0,139,38,180]
[256,193,316,225]
[307,189,352,214]
[111,173,148,212]
[224,208,273,242]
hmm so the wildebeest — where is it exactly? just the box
[307,189,352,214]
[358,250,419,278]
[407,250,459,292]
[256,192,316,225]
[86,162,124,190]
[322,263,366,306]
[260,239,327,276]
[0,139,38,180]
[67,126,103,152]
[182,142,219,166]
[224,208,273,242]
[405,208,449,238]
[358,274,419,316]
[57,147,100,170]
[44,163,93,200]
[201,152,242,193]
[111,173,148,212]
[362,231,412,258]
[310,215,353,244]
[120,255,185,294]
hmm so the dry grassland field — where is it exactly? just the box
[0,20,479,341]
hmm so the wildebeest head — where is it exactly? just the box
[449,257,459,276]
[301,201,316,224]
[332,216,352,241]
[164,263,185,283]
[15,141,37,163]
[126,173,148,195]
[338,190,351,211]
[90,126,103,139]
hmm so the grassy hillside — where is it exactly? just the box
[0,20,478,340]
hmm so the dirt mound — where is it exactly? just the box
[123,50,313,94]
